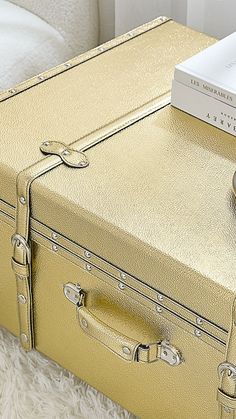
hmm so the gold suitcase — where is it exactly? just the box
[0,17,235,418]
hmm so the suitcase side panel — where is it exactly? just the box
[0,205,229,418]
[32,241,224,419]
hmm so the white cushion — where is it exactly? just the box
[10,0,99,55]
[0,0,74,90]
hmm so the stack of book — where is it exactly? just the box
[171,32,236,136]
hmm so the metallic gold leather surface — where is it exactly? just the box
[12,96,172,352]
[0,19,218,336]
[0,20,215,207]
[0,17,232,418]
[30,222,226,353]
[32,105,236,331]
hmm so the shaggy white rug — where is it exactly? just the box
[0,328,135,419]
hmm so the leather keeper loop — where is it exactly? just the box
[11,258,29,278]
[137,344,159,363]
[218,389,236,410]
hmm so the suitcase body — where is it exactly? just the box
[0,17,235,418]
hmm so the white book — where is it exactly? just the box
[171,79,236,137]
[174,32,236,108]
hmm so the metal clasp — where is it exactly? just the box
[11,234,31,263]
[40,141,89,169]
[63,283,85,307]
[159,340,183,366]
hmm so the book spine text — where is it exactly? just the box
[174,67,236,108]
[171,80,236,137]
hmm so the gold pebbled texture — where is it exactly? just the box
[0,16,231,419]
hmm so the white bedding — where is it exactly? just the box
[0,0,98,90]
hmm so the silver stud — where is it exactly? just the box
[196,317,203,326]
[20,333,28,343]
[64,62,72,68]
[81,318,88,328]
[51,232,58,240]
[42,141,50,146]
[157,293,164,302]
[159,16,166,22]
[62,149,70,156]
[18,294,27,304]
[9,88,17,94]
[52,244,58,252]
[127,32,133,37]
[84,250,91,258]
[224,406,231,414]
[79,161,88,167]
[38,75,45,81]
[194,329,202,338]
[122,346,131,355]
[98,47,104,52]
[120,272,126,280]
[118,282,125,290]
[156,305,162,313]
[19,196,26,205]
[86,264,92,271]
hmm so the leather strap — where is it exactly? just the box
[218,390,236,418]
[12,156,61,350]
[218,298,236,418]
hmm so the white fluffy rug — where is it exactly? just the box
[0,328,135,419]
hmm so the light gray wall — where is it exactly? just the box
[187,0,236,39]
[99,0,236,42]
[99,0,115,43]
[114,0,171,36]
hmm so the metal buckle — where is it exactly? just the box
[218,362,236,379]
[11,234,31,263]
[63,283,85,307]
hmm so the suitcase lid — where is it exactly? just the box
[1,19,231,331]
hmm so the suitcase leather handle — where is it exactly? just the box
[78,305,142,362]
[64,283,183,365]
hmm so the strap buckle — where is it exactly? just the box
[218,362,236,380]
[11,234,31,263]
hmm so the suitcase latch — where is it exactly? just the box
[159,340,182,366]
[63,283,85,306]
